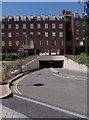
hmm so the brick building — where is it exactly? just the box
[1,10,89,55]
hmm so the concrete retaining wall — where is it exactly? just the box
[64,57,87,73]
[22,57,39,72]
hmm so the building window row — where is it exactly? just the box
[1,23,64,29]
[2,40,19,46]
[75,21,86,27]
[76,37,86,41]
[75,29,86,35]
[2,32,64,38]
[2,40,63,47]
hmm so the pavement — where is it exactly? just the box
[0,104,28,119]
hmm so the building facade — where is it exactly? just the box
[1,10,89,55]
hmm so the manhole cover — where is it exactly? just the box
[33,83,44,86]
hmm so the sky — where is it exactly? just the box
[2,2,85,16]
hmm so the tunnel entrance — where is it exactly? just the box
[39,60,64,68]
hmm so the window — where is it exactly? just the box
[16,41,19,46]
[22,24,26,29]
[30,32,34,37]
[37,40,41,46]
[83,37,85,40]
[59,32,63,37]
[52,16,56,20]
[2,32,5,38]
[76,37,79,40]
[15,24,19,29]
[52,23,55,28]
[8,24,11,29]
[1,24,4,29]
[82,22,85,27]
[2,41,5,46]
[8,41,12,46]
[45,40,48,46]
[83,29,85,34]
[45,24,48,29]
[22,16,27,21]
[52,32,56,37]
[37,32,41,37]
[15,16,19,21]
[76,29,79,34]
[52,40,56,46]
[75,21,79,26]
[30,40,34,48]
[60,41,63,46]
[59,24,63,29]
[30,24,34,29]
[15,32,19,37]
[80,41,84,46]
[23,32,27,38]
[45,32,48,37]
[37,16,41,21]
[8,33,12,38]
[37,24,41,29]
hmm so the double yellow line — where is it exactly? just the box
[13,75,28,94]
[13,78,22,94]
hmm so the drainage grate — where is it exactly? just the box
[33,83,44,86]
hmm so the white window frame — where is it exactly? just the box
[15,24,19,29]
[30,32,34,37]
[30,24,34,29]
[37,24,41,29]
[52,32,56,37]
[8,32,12,38]
[59,24,63,29]
[59,32,63,37]
[45,32,48,37]
[45,24,48,29]
[52,24,56,29]
[22,24,26,29]
[8,24,11,29]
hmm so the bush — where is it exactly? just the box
[66,54,89,67]
[3,53,19,61]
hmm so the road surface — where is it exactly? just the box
[2,68,87,119]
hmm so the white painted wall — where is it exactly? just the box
[64,57,87,73]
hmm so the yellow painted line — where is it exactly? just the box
[13,74,29,94]
[13,84,18,93]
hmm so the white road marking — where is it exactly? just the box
[53,73,87,81]
[14,94,87,119]
[50,68,87,81]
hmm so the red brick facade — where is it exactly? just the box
[1,10,89,55]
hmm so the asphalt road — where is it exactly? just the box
[2,68,87,119]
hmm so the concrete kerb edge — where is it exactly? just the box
[1,56,39,99]
[0,73,25,99]
[1,67,40,99]
[0,56,39,99]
